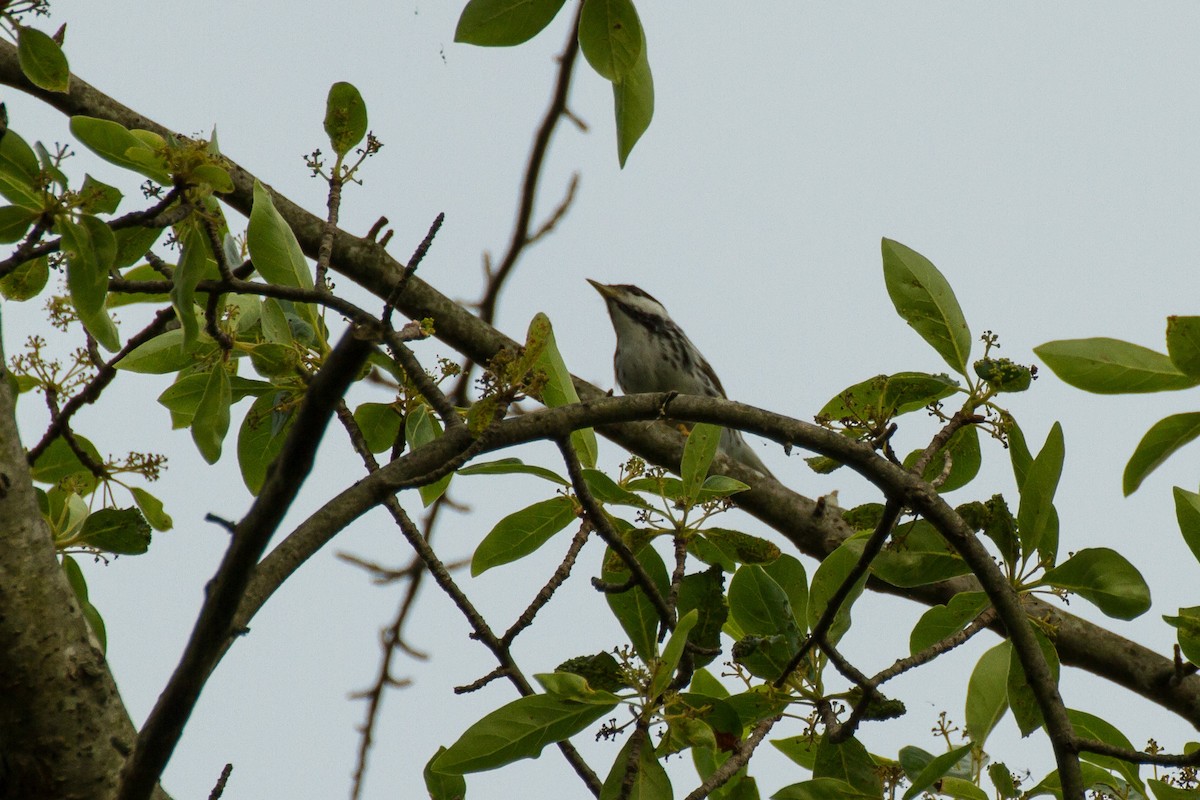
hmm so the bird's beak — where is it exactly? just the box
[587,278,614,299]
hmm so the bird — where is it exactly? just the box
[587,279,772,477]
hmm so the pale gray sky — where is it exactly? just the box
[7,2,1200,797]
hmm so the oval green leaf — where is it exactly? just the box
[17,26,70,92]
[1016,421,1064,562]
[324,81,368,157]
[0,255,48,301]
[529,312,597,467]
[613,33,653,167]
[79,507,151,555]
[130,487,173,532]
[681,422,720,503]
[909,591,989,655]
[578,0,644,82]
[432,693,616,775]
[1166,316,1200,377]
[1173,486,1200,567]
[1123,412,1200,496]
[238,391,296,495]
[353,401,402,454]
[881,238,971,375]
[470,495,577,575]
[454,0,568,46]
[192,366,231,464]
[1035,337,1200,394]
[0,204,35,243]
[69,116,170,184]
[965,642,1010,745]
[1042,547,1151,620]
[457,457,569,486]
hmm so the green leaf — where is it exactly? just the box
[117,329,201,375]
[974,357,1033,392]
[676,567,727,669]
[78,174,122,215]
[773,778,878,800]
[773,736,820,770]
[965,642,1010,745]
[902,742,974,800]
[1174,486,1200,567]
[701,528,782,566]
[0,204,35,243]
[247,341,299,378]
[260,298,293,344]
[909,591,989,655]
[1163,607,1200,665]
[1005,415,1033,490]
[820,372,959,432]
[62,554,106,653]
[681,422,721,503]
[79,507,151,555]
[1069,708,1144,792]
[192,366,231,464]
[405,405,454,505]
[649,609,698,698]
[0,128,39,184]
[1007,627,1059,737]
[1124,412,1200,495]
[903,424,981,493]
[529,313,597,467]
[555,652,631,694]
[535,671,622,704]
[59,215,120,351]
[881,238,971,375]
[578,0,644,81]
[1035,337,1200,393]
[988,763,1018,799]
[353,402,402,454]
[1160,317,1200,376]
[471,495,577,575]
[17,26,70,92]
[730,632,796,682]
[0,129,41,209]
[238,391,296,495]
[423,747,466,800]
[1016,421,1064,563]
[807,538,868,646]
[246,181,318,333]
[129,487,173,532]
[604,541,669,662]
[324,81,368,157]
[172,223,214,350]
[581,468,651,507]
[613,30,653,167]
[432,693,617,774]
[113,227,164,269]
[457,457,569,485]
[455,0,567,46]
[1147,778,1200,800]
[69,116,170,184]
[0,255,48,301]
[813,734,883,797]
[599,729,672,800]
[1042,547,1150,620]
[763,553,808,632]
[30,434,102,494]
[158,373,209,429]
[728,565,801,643]
[850,519,970,588]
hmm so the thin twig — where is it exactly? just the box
[775,498,905,687]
